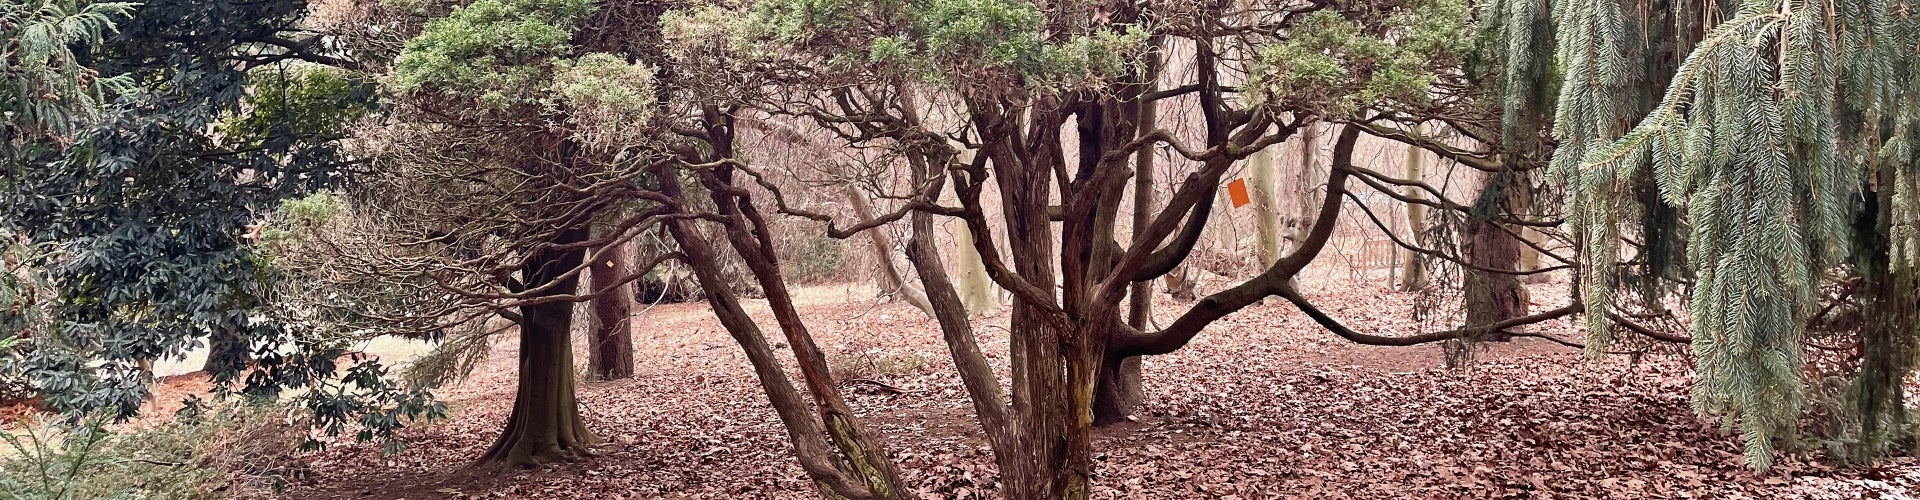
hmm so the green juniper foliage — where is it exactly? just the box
[667,0,1145,95]
[1247,0,1474,116]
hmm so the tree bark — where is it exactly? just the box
[952,219,997,314]
[1092,351,1140,426]
[1285,123,1323,249]
[948,145,997,315]
[479,226,599,467]
[1400,143,1430,290]
[1462,171,1532,335]
[1468,0,1548,329]
[1250,145,1283,268]
[846,186,934,317]
[1105,49,1161,426]
[585,234,636,380]
[202,327,249,376]
[970,99,1073,498]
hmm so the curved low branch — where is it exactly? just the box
[1278,287,1582,346]
[1348,120,1504,172]
[1607,312,1693,343]
[1343,190,1571,276]
[1112,126,1363,356]
[1347,165,1563,228]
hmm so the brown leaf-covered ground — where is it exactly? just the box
[243,278,1915,499]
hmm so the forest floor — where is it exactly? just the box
[173,276,1919,498]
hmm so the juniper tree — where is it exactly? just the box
[310,0,676,465]
[659,1,1584,497]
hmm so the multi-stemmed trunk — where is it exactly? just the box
[661,113,911,498]
[479,226,599,466]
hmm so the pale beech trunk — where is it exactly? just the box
[951,220,997,314]
[1285,123,1323,249]
[1520,226,1549,283]
[1250,145,1282,268]
[1161,266,1197,301]
[1400,144,1429,290]
[948,146,997,314]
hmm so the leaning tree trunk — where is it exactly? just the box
[847,186,934,317]
[479,226,599,466]
[585,235,636,380]
[672,214,910,498]
[903,156,1031,500]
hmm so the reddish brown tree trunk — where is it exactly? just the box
[586,237,636,380]
[1463,172,1532,334]
[1092,351,1141,426]
[479,227,599,466]
[666,110,910,498]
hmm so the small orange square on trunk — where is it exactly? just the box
[1226,178,1250,208]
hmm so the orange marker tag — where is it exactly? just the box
[1226,178,1251,208]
